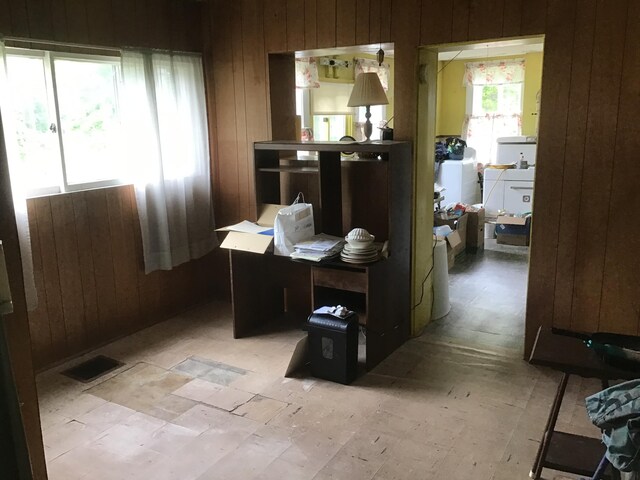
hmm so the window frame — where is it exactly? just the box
[5,47,125,198]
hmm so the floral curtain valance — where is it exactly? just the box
[464,59,525,86]
[354,58,390,91]
[295,58,320,88]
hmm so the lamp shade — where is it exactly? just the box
[347,72,389,107]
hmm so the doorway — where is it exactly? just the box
[417,36,545,354]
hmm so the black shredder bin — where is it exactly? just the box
[307,311,358,384]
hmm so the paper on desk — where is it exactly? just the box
[294,234,344,252]
[217,220,272,234]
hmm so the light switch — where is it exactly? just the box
[0,241,13,315]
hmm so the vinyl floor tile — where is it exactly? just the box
[37,252,588,480]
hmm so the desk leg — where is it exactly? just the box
[530,373,570,479]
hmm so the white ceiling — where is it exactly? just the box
[438,38,544,61]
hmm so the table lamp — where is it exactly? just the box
[347,72,389,142]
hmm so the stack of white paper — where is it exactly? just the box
[291,234,345,262]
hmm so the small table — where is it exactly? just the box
[528,327,637,479]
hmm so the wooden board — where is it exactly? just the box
[421,0,453,45]
[524,0,576,355]
[570,0,628,333]
[552,0,597,330]
[599,1,640,335]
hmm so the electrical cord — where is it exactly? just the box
[437,50,463,75]
[412,235,438,310]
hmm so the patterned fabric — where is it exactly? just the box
[462,113,521,164]
[354,58,390,91]
[295,58,320,88]
[586,379,640,473]
[464,59,525,86]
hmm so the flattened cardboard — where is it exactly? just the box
[218,204,287,254]
[220,231,275,254]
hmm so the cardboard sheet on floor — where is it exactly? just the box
[284,336,309,377]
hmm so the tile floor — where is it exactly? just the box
[37,248,600,480]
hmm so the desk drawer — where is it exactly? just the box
[312,267,368,293]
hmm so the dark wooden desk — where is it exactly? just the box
[528,327,637,479]
[229,249,410,370]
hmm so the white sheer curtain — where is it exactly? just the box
[0,39,37,310]
[463,59,525,164]
[120,51,217,273]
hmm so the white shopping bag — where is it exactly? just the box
[273,193,315,256]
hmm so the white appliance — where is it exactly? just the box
[437,159,481,206]
[496,136,537,165]
[483,167,535,216]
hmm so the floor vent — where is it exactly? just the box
[62,355,124,383]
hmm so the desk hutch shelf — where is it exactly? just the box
[229,140,412,370]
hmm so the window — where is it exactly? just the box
[468,83,523,116]
[3,48,124,196]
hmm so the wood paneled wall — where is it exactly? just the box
[205,0,640,355]
[0,0,202,51]
[26,186,221,369]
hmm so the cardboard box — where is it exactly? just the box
[465,207,485,253]
[495,215,531,246]
[217,204,284,254]
[434,231,460,270]
[434,213,468,256]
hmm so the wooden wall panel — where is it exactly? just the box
[451,0,470,43]
[50,195,86,353]
[553,0,597,330]
[355,0,371,46]
[380,0,392,42]
[369,0,381,44]
[336,0,357,47]
[1,0,202,53]
[241,0,270,218]
[421,0,452,46]
[206,0,640,355]
[524,0,575,351]
[501,0,522,37]
[316,0,336,48]
[7,0,29,37]
[264,0,288,52]
[231,2,250,221]
[286,0,305,51]
[570,0,628,332]
[599,1,640,334]
[85,0,114,46]
[304,0,317,50]
[26,186,218,369]
[468,0,504,41]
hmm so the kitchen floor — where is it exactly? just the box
[39,260,598,480]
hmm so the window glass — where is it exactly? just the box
[53,58,123,186]
[5,55,61,192]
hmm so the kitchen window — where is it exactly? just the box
[3,48,124,196]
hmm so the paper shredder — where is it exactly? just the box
[307,311,358,384]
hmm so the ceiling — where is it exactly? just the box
[438,39,544,61]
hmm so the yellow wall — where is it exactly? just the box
[435,52,543,137]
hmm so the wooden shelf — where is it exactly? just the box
[543,432,609,478]
[230,140,412,371]
[258,166,319,174]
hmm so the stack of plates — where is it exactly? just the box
[340,243,379,264]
